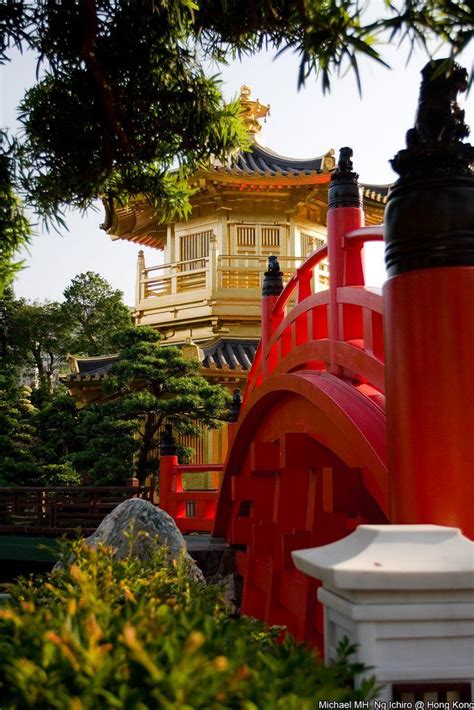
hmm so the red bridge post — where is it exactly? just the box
[261,256,284,377]
[159,424,178,514]
[383,61,474,538]
[326,147,365,375]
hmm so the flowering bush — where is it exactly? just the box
[0,539,376,709]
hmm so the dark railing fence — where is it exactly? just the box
[0,484,152,535]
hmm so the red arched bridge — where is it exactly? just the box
[213,223,388,652]
[159,206,389,652]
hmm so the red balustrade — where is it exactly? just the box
[246,226,384,404]
[159,459,224,533]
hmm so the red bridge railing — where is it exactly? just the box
[158,461,224,533]
[246,225,385,406]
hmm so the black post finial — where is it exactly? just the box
[328,146,362,209]
[390,59,473,181]
[336,146,355,174]
[228,389,242,422]
[262,255,283,297]
[160,423,177,456]
[385,59,474,277]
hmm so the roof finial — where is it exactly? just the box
[239,85,270,135]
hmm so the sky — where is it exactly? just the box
[1,33,473,306]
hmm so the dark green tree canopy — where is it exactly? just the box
[62,271,132,355]
[104,326,232,481]
[0,134,31,291]
[0,272,131,397]
[0,371,39,486]
[0,0,472,288]
[10,299,70,395]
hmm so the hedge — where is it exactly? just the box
[0,538,377,709]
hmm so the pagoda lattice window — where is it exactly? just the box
[301,232,324,256]
[180,230,213,271]
[236,226,257,247]
[262,227,280,248]
[232,223,283,255]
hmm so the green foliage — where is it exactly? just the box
[0,286,20,366]
[0,373,39,486]
[34,392,81,463]
[37,462,82,487]
[0,304,224,485]
[104,327,232,481]
[68,404,138,485]
[196,1,472,91]
[62,272,132,356]
[0,283,135,486]
[0,273,131,398]
[0,539,377,708]
[0,133,31,293]
[10,298,70,393]
[0,1,471,282]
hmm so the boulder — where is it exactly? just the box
[84,499,205,583]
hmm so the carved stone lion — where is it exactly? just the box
[406,60,470,147]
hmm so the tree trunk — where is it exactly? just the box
[32,347,47,390]
[136,414,158,485]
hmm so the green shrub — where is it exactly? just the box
[0,540,377,709]
[38,462,82,487]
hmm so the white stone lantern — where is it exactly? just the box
[292,525,474,703]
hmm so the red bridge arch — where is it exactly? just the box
[214,215,389,652]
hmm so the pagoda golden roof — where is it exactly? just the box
[101,86,388,246]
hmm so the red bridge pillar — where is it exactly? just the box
[326,147,365,375]
[383,60,474,538]
[159,424,178,513]
[261,256,283,377]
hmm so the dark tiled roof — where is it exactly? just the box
[201,339,259,371]
[63,355,118,382]
[75,355,119,376]
[65,339,259,382]
[215,144,324,177]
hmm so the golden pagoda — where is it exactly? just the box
[102,86,385,343]
[68,87,388,465]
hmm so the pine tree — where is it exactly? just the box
[103,327,231,483]
[0,372,39,486]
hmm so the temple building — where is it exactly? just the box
[65,86,388,465]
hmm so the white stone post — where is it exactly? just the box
[292,525,474,702]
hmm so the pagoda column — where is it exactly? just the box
[135,250,146,306]
[383,60,474,538]
[208,233,219,297]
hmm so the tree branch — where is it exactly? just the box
[79,0,130,166]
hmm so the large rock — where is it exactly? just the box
[84,499,205,583]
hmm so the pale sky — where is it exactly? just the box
[1,36,473,306]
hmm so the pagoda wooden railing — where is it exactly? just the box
[0,484,152,536]
[139,254,325,301]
